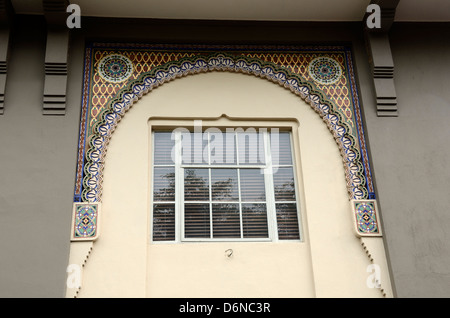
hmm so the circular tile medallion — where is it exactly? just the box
[308,57,342,85]
[98,54,134,83]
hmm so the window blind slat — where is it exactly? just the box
[273,167,296,201]
[153,204,175,241]
[210,132,237,165]
[153,167,175,201]
[271,132,293,165]
[153,132,175,165]
[181,132,208,165]
[211,169,239,201]
[184,203,210,238]
[184,169,210,201]
[212,203,241,238]
[276,203,300,240]
[239,168,266,202]
[237,131,265,165]
[242,203,269,238]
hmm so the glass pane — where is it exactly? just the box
[181,131,208,165]
[237,129,265,165]
[210,130,237,165]
[242,203,268,238]
[211,169,239,201]
[153,132,175,165]
[152,203,175,241]
[273,167,296,201]
[271,132,293,166]
[184,169,210,201]
[276,203,300,240]
[153,167,175,201]
[239,169,266,201]
[184,203,211,238]
[212,203,241,238]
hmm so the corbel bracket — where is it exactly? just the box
[0,0,13,115]
[43,0,70,115]
[364,0,400,117]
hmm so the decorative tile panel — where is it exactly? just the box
[98,54,134,83]
[351,200,382,237]
[308,57,343,85]
[71,203,100,241]
[74,43,376,203]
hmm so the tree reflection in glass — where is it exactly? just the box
[184,169,209,201]
[153,167,175,201]
[211,169,238,201]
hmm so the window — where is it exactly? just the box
[151,127,301,242]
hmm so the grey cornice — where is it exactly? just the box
[42,0,70,115]
[364,0,400,117]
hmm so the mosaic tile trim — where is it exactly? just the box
[71,203,100,241]
[351,200,382,237]
[345,52,375,200]
[75,43,375,203]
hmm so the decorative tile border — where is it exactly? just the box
[74,43,375,203]
[71,202,101,241]
[351,200,382,237]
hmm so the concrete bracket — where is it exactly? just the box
[0,0,14,115]
[0,27,9,115]
[364,0,400,117]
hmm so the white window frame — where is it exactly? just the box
[151,126,302,243]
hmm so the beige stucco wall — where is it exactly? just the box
[67,71,392,298]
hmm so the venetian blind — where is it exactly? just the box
[152,132,176,241]
[152,130,300,242]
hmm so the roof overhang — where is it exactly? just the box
[9,0,450,22]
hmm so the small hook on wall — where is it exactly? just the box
[225,249,233,258]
